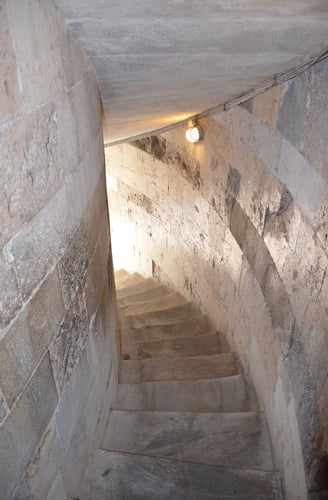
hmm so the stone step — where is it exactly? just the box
[122,332,227,360]
[121,315,213,345]
[113,375,256,413]
[114,268,129,282]
[117,277,162,299]
[103,410,274,470]
[121,302,200,330]
[117,278,161,297]
[122,292,188,317]
[115,272,145,290]
[79,450,282,500]
[119,353,238,383]
[118,284,169,307]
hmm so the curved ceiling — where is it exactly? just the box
[53,0,328,143]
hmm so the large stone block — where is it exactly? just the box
[277,74,308,152]
[230,199,247,250]
[0,267,64,407]
[84,178,108,257]
[0,253,22,330]
[84,233,109,322]
[58,220,89,308]
[4,185,68,301]
[252,85,281,129]
[263,264,293,349]
[49,287,89,392]
[0,387,9,425]
[0,354,58,499]
[304,59,328,183]
[13,424,66,500]
[6,0,65,110]
[0,101,64,248]
[0,1,22,127]
[55,350,91,450]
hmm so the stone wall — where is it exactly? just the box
[0,2,118,498]
[106,58,328,500]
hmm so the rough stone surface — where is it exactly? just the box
[0,268,64,408]
[80,450,282,500]
[49,288,89,392]
[0,354,58,499]
[0,1,117,498]
[106,56,328,500]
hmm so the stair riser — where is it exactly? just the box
[80,451,282,500]
[119,353,238,383]
[104,411,273,470]
[122,334,227,360]
[113,376,256,413]
[121,316,213,345]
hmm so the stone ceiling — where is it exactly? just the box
[53,0,328,143]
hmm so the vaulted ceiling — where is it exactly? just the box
[53,0,328,143]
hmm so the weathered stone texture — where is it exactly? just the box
[106,56,328,500]
[13,424,66,500]
[49,288,89,393]
[0,1,116,497]
[0,268,64,408]
[58,220,89,308]
[0,354,58,499]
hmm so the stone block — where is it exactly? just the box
[84,237,108,322]
[0,388,9,425]
[84,178,108,257]
[0,253,22,329]
[46,474,68,500]
[304,59,328,183]
[49,288,89,392]
[13,424,66,500]
[319,378,328,453]
[63,26,90,91]
[69,74,102,158]
[56,349,90,450]
[253,239,272,293]
[0,101,64,248]
[252,85,281,129]
[277,75,308,152]
[263,264,293,348]
[243,218,259,269]
[0,2,22,127]
[230,199,247,250]
[4,185,69,301]
[61,424,91,499]
[6,0,65,110]
[0,354,58,499]
[58,220,89,308]
[0,267,64,407]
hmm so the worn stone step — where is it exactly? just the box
[122,332,227,360]
[122,315,213,345]
[103,410,274,470]
[122,292,188,317]
[118,284,169,307]
[79,450,282,500]
[119,352,238,383]
[114,268,129,282]
[121,302,200,330]
[117,277,162,299]
[113,375,256,413]
[115,272,145,290]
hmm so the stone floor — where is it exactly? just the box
[79,271,282,499]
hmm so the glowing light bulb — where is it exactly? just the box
[185,122,203,143]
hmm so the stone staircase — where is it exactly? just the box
[79,271,282,499]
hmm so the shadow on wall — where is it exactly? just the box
[105,56,328,500]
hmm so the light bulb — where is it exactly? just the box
[185,124,203,143]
